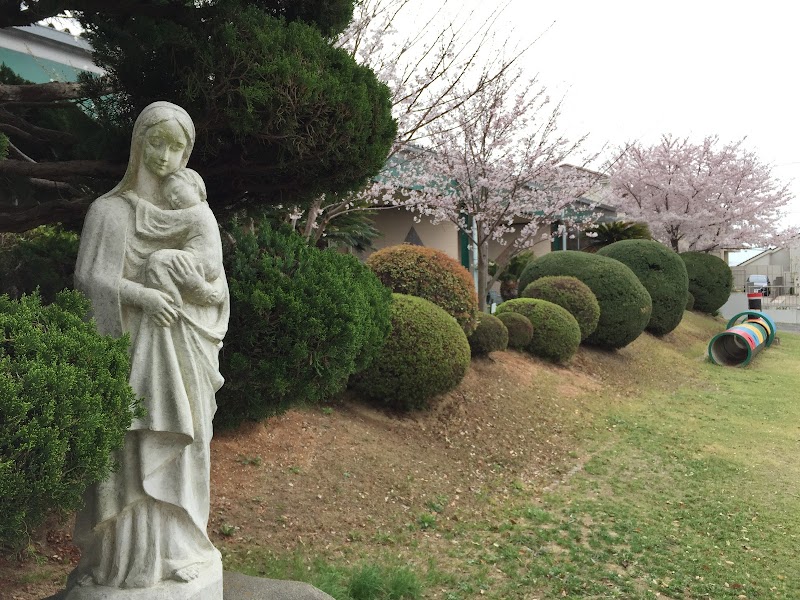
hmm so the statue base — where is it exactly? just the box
[44,569,335,600]
[50,557,223,600]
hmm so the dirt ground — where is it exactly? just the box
[0,344,648,600]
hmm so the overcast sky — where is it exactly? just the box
[530,1,800,226]
[410,0,800,238]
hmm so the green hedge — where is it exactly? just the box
[217,225,392,426]
[354,294,470,411]
[468,313,509,355]
[686,291,695,311]
[496,312,533,350]
[680,252,733,314]
[366,245,479,334]
[496,298,581,364]
[518,251,652,349]
[0,291,139,550]
[597,240,688,335]
[521,275,599,341]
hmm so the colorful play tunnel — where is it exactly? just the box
[708,311,777,367]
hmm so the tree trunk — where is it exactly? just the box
[303,197,323,241]
[0,82,86,103]
[671,237,679,252]
[477,239,490,312]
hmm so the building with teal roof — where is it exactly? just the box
[0,24,103,83]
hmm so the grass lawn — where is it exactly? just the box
[471,319,800,599]
[223,313,800,599]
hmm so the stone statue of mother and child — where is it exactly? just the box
[50,102,331,600]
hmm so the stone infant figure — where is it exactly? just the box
[124,167,224,311]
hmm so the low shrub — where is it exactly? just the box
[521,275,599,341]
[686,291,695,310]
[598,240,688,336]
[496,298,581,364]
[354,294,470,411]
[366,245,479,333]
[0,291,139,550]
[468,313,509,355]
[518,251,652,349]
[497,312,534,349]
[218,225,392,426]
[680,252,733,314]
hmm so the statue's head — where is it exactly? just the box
[131,102,195,178]
[105,102,196,200]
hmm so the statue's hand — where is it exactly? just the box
[140,288,178,326]
[170,253,206,291]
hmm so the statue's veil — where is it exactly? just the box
[100,101,196,200]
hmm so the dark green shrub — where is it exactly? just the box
[354,294,470,411]
[497,312,534,349]
[496,298,581,364]
[366,245,479,334]
[217,225,392,426]
[0,291,139,550]
[0,226,79,303]
[468,313,509,355]
[583,221,651,252]
[84,6,397,212]
[489,250,535,301]
[521,275,599,341]
[686,291,695,310]
[597,240,688,336]
[518,251,652,349]
[680,252,733,314]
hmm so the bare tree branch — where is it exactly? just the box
[0,82,85,104]
[7,141,36,162]
[0,108,78,145]
[0,195,93,233]
[0,159,123,179]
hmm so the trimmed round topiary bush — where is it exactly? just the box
[496,298,581,364]
[521,275,599,341]
[686,291,695,310]
[218,224,392,426]
[680,252,733,314]
[497,312,534,349]
[0,291,140,550]
[597,240,688,336]
[468,313,509,355]
[354,294,471,411]
[366,245,479,334]
[518,250,652,349]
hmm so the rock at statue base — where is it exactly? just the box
[43,571,334,600]
[222,572,334,600]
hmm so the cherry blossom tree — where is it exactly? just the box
[295,0,541,244]
[608,135,796,252]
[392,69,599,311]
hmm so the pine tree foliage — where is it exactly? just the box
[0,1,396,232]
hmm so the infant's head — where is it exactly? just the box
[162,168,207,209]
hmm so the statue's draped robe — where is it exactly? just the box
[74,195,229,588]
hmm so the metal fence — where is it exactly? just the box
[758,290,800,308]
[732,267,797,296]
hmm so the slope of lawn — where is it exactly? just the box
[6,312,800,600]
